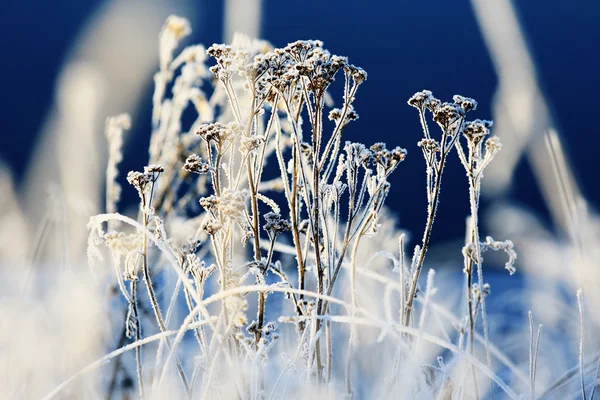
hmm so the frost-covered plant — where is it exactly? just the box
[43,14,572,400]
[81,15,412,399]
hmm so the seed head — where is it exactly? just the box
[408,90,434,110]
[463,119,493,145]
[453,94,478,113]
[183,154,212,174]
[263,212,291,240]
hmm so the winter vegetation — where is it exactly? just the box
[3,12,600,400]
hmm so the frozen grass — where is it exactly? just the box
[3,14,599,400]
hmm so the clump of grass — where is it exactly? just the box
[37,14,593,400]
[83,15,510,399]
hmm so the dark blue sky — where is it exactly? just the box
[2,0,599,243]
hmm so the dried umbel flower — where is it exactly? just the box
[485,136,502,154]
[126,164,164,203]
[463,119,493,146]
[196,122,241,146]
[344,142,372,168]
[186,254,215,286]
[127,165,163,193]
[328,108,342,122]
[453,94,478,113]
[199,195,220,212]
[263,212,291,240]
[202,218,222,235]
[369,143,407,175]
[183,154,212,174]
[180,238,202,255]
[417,138,441,153]
[240,135,266,153]
[258,321,280,348]
[390,146,408,163]
[328,105,359,126]
[283,40,347,93]
[284,39,323,56]
[407,90,434,110]
[253,50,295,94]
[424,97,441,113]
[432,102,464,132]
[346,64,367,85]
[206,44,235,79]
[144,164,164,173]
[126,171,150,194]
[321,181,347,209]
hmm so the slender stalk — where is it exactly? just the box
[131,279,144,399]
[345,225,367,397]
[140,191,191,396]
[404,133,449,326]
[468,174,494,399]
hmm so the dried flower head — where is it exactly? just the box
[328,105,359,126]
[126,171,150,194]
[199,195,220,211]
[206,44,236,79]
[202,218,222,235]
[453,94,478,113]
[263,212,291,240]
[183,154,212,174]
[432,102,464,131]
[240,135,266,153]
[408,90,434,110]
[196,122,234,145]
[418,138,441,153]
[346,64,367,85]
[463,119,493,145]
[186,254,215,286]
[485,136,502,154]
[369,143,407,176]
[144,164,164,175]
[344,142,372,168]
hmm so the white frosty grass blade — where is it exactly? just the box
[150,284,518,399]
[41,318,216,400]
[267,240,529,385]
[88,213,203,305]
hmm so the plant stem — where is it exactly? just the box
[140,194,191,397]
[404,135,448,326]
[132,279,144,399]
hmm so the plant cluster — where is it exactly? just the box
[77,15,529,400]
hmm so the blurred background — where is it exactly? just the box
[1,0,599,257]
